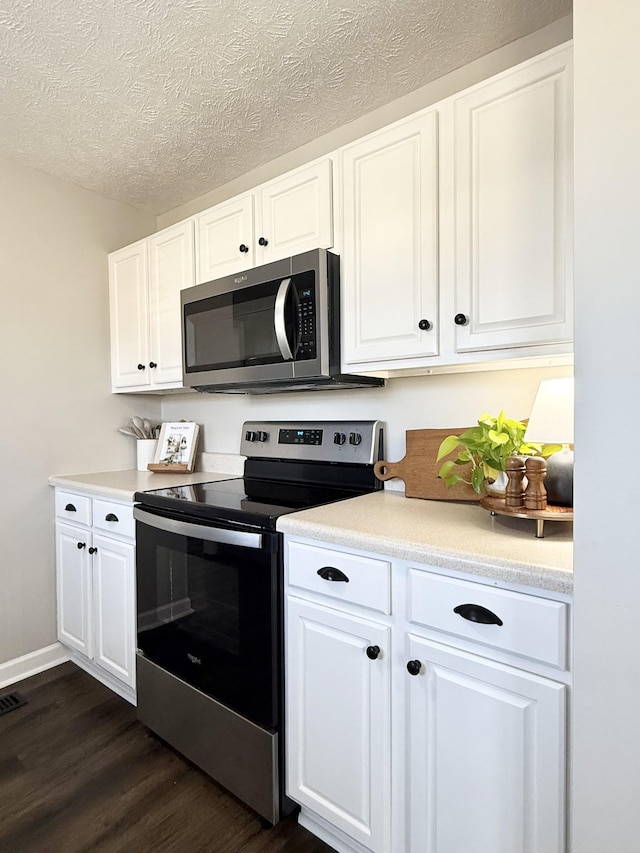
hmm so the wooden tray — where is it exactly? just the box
[479,496,573,538]
[374,428,478,502]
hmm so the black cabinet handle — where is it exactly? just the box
[137,363,145,370]
[77,542,86,550]
[258,236,269,246]
[65,503,76,512]
[105,513,119,522]
[418,319,432,331]
[239,244,249,253]
[407,660,421,676]
[317,566,350,583]
[454,313,469,326]
[88,546,97,555]
[149,361,157,369]
[366,645,380,660]
[453,603,503,626]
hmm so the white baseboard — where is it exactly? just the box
[0,642,70,689]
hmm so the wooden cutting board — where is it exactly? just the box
[373,428,479,502]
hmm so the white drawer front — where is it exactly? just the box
[288,541,391,614]
[408,569,568,669]
[55,490,92,527]
[93,499,135,540]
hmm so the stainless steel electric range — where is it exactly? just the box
[133,420,384,824]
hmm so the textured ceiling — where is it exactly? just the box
[0,0,571,214]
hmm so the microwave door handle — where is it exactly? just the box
[274,277,294,361]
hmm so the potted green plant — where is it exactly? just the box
[436,411,560,495]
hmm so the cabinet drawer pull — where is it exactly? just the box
[258,236,269,247]
[407,659,421,676]
[65,503,77,512]
[453,603,503,626]
[88,546,97,555]
[105,513,119,522]
[366,645,380,660]
[77,542,86,550]
[317,566,350,583]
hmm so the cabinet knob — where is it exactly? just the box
[64,503,77,512]
[77,542,86,550]
[137,363,146,370]
[105,513,119,523]
[418,319,432,331]
[406,659,421,676]
[88,546,97,555]
[239,244,249,253]
[258,236,269,247]
[454,313,469,326]
[316,566,350,583]
[453,603,503,626]
[149,361,157,369]
[366,645,381,660]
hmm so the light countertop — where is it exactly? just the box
[277,490,573,595]
[48,452,245,502]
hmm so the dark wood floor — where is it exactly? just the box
[0,662,334,853]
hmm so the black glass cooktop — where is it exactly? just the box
[135,476,374,530]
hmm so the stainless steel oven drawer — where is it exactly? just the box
[136,654,280,824]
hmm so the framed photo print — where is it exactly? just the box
[150,422,200,472]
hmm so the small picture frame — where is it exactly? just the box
[149,422,200,473]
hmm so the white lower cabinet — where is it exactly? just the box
[287,597,391,853]
[54,489,136,704]
[285,536,570,853]
[406,635,565,853]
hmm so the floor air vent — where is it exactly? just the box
[0,691,27,717]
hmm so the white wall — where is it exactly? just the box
[0,157,158,665]
[572,1,640,850]
[162,367,572,465]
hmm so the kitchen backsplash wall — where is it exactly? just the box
[161,365,572,465]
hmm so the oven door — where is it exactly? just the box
[134,506,281,730]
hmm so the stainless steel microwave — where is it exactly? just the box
[181,249,384,394]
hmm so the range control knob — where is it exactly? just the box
[244,430,256,442]
[256,431,269,442]
[349,432,362,446]
[333,432,346,446]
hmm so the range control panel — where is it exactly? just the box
[240,420,384,465]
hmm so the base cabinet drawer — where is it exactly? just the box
[408,569,568,669]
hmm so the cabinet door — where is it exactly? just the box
[196,193,254,282]
[56,523,93,658]
[255,160,333,265]
[108,241,150,389]
[286,596,391,853]
[92,534,136,689]
[341,112,439,365]
[406,634,566,853]
[148,220,195,387]
[453,46,573,352]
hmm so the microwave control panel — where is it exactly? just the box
[295,278,316,360]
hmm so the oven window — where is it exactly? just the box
[136,519,279,729]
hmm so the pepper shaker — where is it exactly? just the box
[505,455,526,508]
[524,457,547,510]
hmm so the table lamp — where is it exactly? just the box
[524,377,574,507]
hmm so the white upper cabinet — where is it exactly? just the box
[452,46,573,353]
[340,42,573,374]
[341,112,439,364]
[109,220,195,393]
[196,193,255,282]
[109,240,150,389]
[195,158,334,283]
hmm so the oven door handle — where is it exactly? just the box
[274,277,294,361]
[133,507,263,549]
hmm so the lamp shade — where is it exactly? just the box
[524,377,574,445]
[525,377,574,507]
